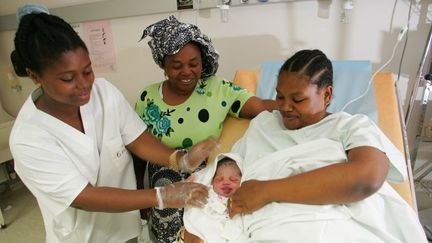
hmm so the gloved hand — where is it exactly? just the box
[178,137,219,172]
[155,181,209,209]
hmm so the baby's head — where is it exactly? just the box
[212,157,242,197]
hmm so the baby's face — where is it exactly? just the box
[213,165,241,197]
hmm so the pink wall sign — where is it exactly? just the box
[81,20,117,73]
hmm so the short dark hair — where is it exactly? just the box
[215,157,242,177]
[278,49,333,88]
[11,13,88,77]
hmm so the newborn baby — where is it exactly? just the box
[183,153,246,243]
[204,157,242,222]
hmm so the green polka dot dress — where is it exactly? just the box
[134,76,252,242]
[136,76,253,150]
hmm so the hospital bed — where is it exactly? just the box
[212,67,417,210]
[181,63,418,242]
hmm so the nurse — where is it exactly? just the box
[9,5,216,243]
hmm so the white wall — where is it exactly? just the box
[0,0,430,122]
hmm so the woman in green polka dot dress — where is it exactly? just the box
[135,15,276,243]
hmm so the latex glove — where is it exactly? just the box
[155,181,209,209]
[179,137,219,172]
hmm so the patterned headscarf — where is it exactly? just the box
[140,15,219,79]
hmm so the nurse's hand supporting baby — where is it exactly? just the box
[156,181,209,209]
[178,137,220,172]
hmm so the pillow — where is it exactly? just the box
[256,60,377,123]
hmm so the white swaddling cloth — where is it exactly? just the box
[230,111,427,243]
[203,189,229,222]
[183,153,247,243]
[236,139,420,242]
[185,112,427,243]
[185,139,423,243]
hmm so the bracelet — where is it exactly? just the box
[169,150,180,171]
[155,187,164,209]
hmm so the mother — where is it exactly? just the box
[227,49,427,242]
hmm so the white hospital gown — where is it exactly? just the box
[11,78,146,243]
[230,111,427,243]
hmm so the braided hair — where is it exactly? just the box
[278,49,333,88]
[10,13,87,77]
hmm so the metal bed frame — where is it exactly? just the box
[405,24,432,197]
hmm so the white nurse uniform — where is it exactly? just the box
[10,78,146,243]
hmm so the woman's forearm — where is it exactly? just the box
[229,147,390,217]
[72,185,157,212]
[265,163,374,204]
[239,96,277,119]
[264,147,389,205]
[126,131,173,168]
